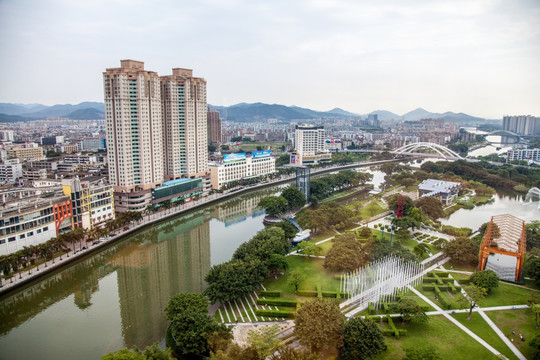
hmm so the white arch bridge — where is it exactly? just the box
[525,187,540,209]
[393,142,464,160]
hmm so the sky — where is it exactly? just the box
[0,0,539,119]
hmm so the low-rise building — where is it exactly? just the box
[7,146,44,162]
[27,160,59,171]
[417,179,462,205]
[209,151,276,189]
[0,159,23,184]
[62,177,115,229]
[23,168,47,180]
[506,148,540,163]
[151,178,203,207]
[0,194,73,255]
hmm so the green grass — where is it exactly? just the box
[375,315,499,360]
[359,201,387,219]
[486,309,539,359]
[264,256,340,298]
[482,282,535,307]
[442,261,477,272]
[317,240,334,256]
[451,312,518,360]
[399,289,436,311]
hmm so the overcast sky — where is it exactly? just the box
[0,0,539,118]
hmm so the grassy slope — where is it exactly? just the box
[486,309,538,359]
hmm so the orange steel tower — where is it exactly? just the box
[478,214,526,282]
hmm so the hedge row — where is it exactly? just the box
[316,284,322,299]
[428,271,450,278]
[321,291,343,299]
[423,283,461,294]
[256,298,297,308]
[254,309,295,318]
[297,290,318,297]
[259,290,280,297]
[434,286,451,310]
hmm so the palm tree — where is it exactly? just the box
[21,246,34,275]
[0,255,10,287]
[11,252,23,279]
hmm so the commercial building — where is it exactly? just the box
[417,179,462,205]
[290,125,331,165]
[161,68,208,179]
[27,160,58,171]
[61,144,78,153]
[209,151,276,189]
[503,115,540,136]
[41,136,64,145]
[0,159,23,184]
[62,177,115,229]
[151,178,203,207]
[7,146,44,162]
[207,108,222,144]
[78,139,106,151]
[506,148,540,163]
[0,194,73,255]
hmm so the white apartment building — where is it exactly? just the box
[161,68,208,179]
[0,159,23,184]
[209,151,276,189]
[507,148,540,163]
[104,60,164,193]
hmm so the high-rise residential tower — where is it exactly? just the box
[503,115,540,136]
[290,125,331,165]
[161,68,208,179]
[104,60,164,211]
[207,108,222,145]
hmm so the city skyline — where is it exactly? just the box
[1,0,539,119]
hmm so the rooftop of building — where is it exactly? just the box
[160,178,198,187]
[0,193,70,218]
[418,179,461,193]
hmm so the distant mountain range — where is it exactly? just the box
[0,101,492,124]
[0,102,104,121]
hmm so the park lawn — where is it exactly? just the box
[263,255,340,299]
[317,240,334,256]
[451,272,473,281]
[399,289,436,311]
[375,315,499,360]
[309,230,336,243]
[399,237,421,252]
[522,279,540,291]
[486,309,539,359]
[451,312,518,360]
[359,201,387,219]
[442,261,477,273]
[482,282,535,307]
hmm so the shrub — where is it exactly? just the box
[256,298,298,307]
[260,290,280,297]
[316,284,322,299]
[322,291,338,298]
[368,303,375,315]
[254,309,295,318]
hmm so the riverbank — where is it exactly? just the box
[0,158,405,296]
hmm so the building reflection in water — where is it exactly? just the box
[112,210,211,348]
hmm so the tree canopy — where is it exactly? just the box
[324,233,365,272]
[294,298,345,351]
[232,226,289,263]
[281,186,307,209]
[470,270,499,293]
[414,196,444,220]
[443,237,478,265]
[258,196,288,217]
[459,285,487,320]
[101,343,174,360]
[165,293,229,357]
[341,317,385,360]
[396,298,429,324]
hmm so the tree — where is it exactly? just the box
[459,285,487,320]
[413,243,430,259]
[233,226,289,263]
[443,237,478,265]
[296,241,322,259]
[281,186,306,209]
[247,324,283,359]
[287,270,306,293]
[527,221,540,251]
[470,270,499,293]
[387,194,414,215]
[165,293,229,357]
[101,343,174,360]
[341,317,385,360]
[274,220,298,240]
[208,145,217,152]
[294,298,345,351]
[403,346,442,360]
[324,233,365,272]
[396,299,428,324]
[205,258,268,303]
[529,334,540,360]
[258,196,288,217]
[414,197,444,220]
[267,254,289,277]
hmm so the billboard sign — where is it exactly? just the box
[252,150,271,158]
[224,153,246,163]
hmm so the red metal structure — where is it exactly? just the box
[478,214,526,282]
[396,195,404,218]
